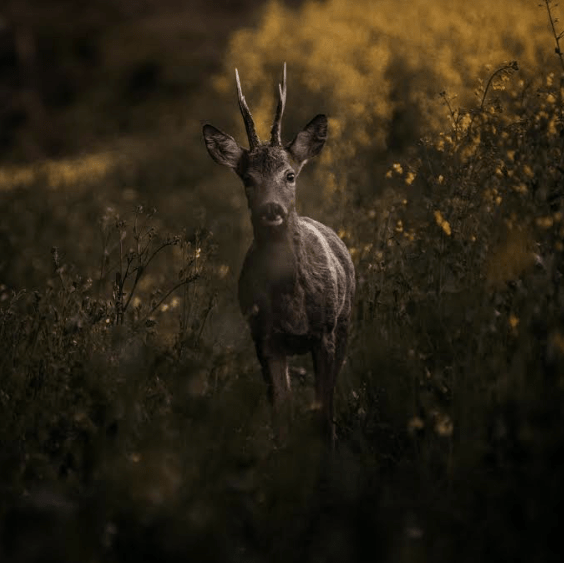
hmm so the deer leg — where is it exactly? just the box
[312,321,350,447]
[312,333,337,446]
[333,319,349,381]
[254,339,292,442]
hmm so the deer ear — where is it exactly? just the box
[203,124,245,169]
[287,114,327,164]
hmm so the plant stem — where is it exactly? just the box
[544,0,564,71]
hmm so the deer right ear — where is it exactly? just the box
[203,124,245,169]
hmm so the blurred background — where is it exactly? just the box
[0,0,554,282]
[1,1,564,562]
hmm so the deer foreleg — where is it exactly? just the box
[312,333,337,446]
[254,339,292,441]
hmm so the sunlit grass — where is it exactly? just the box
[0,152,119,191]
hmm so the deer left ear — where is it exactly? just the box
[203,124,245,169]
[287,114,327,164]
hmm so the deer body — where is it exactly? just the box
[203,65,355,442]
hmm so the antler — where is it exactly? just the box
[270,62,287,146]
[235,68,260,151]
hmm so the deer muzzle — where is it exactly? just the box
[258,202,287,228]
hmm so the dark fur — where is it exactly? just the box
[203,71,355,444]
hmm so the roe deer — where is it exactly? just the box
[203,64,355,444]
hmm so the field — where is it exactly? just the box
[1,0,564,561]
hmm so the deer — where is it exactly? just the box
[202,64,355,445]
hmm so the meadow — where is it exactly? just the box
[1,0,563,561]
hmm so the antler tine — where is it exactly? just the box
[235,68,260,151]
[270,62,287,146]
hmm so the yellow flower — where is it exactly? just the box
[441,221,452,236]
[408,416,425,433]
[536,216,554,229]
[434,210,452,236]
[434,414,453,437]
[509,314,519,329]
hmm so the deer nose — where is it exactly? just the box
[258,202,287,227]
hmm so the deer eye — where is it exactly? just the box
[286,171,296,183]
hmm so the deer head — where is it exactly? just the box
[203,64,327,236]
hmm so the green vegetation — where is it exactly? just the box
[1,0,563,561]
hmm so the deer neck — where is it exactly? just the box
[252,210,301,288]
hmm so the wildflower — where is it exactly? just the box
[408,416,425,433]
[536,216,553,229]
[434,210,452,236]
[509,314,519,329]
[434,414,453,437]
